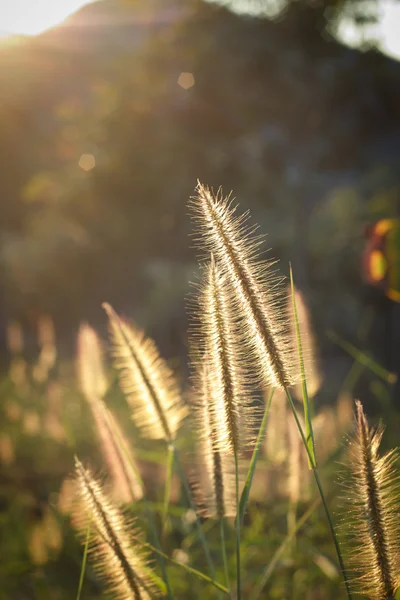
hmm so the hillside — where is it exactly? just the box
[0,0,399,362]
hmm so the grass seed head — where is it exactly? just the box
[73,458,159,600]
[340,400,400,600]
[103,303,187,442]
[190,183,298,391]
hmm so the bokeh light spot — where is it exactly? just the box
[78,153,96,171]
[177,72,195,90]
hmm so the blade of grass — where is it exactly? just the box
[234,453,241,600]
[76,516,91,600]
[220,518,230,592]
[162,444,175,536]
[249,499,320,600]
[173,446,218,588]
[285,389,352,600]
[289,266,316,468]
[238,389,274,524]
[132,536,229,595]
[103,407,174,600]
[135,500,186,518]
[326,329,397,384]
[287,498,298,555]
[340,360,365,395]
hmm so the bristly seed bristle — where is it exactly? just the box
[340,400,400,600]
[103,303,187,442]
[192,362,236,519]
[190,183,298,391]
[287,287,321,400]
[78,323,108,401]
[189,257,251,455]
[77,324,142,504]
[73,458,158,600]
[92,400,143,504]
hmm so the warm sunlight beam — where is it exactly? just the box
[208,0,400,61]
[0,0,96,36]
[337,0,400,61]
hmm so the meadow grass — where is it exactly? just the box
[2,183,400,600]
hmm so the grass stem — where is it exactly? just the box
[285,389,353,600]
[132,536,229,595]
[173,446,218,587]
[104,409,174,600]
[162,444,175,537]
[238,390,274,525]
[220,518,230,592]
[75,516,91,600]
[250,499,320,600]
[234,453,241,600]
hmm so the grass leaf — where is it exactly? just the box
[289,265,316,468]
[238,389,274,524]
[75,516,91,600]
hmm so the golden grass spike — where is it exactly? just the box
[264,387,289,465]
[288,287,321,400]
[103,303,187,442]
[191,257,249,455]
[340,400,400,599]
[77,324,142,503]
[92,401,143,504]
[78,323,108,401]
[74,458,158,600]
[191,183,297,390]
[193,362,236,518]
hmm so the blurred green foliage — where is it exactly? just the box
[0,304,398,599]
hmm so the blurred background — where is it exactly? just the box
[0,0,400,598]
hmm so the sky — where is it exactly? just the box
[0,0,96,36]
[0,0,399,60]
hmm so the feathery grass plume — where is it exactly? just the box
[193,362,236,518]
[340,400,400,599]
[191,257,250,455]
[93,401,143,504]
[264,387,289,465]
[78,323,108,401]
[33,315,57,383]
[77,324,142,503]
[190,183,297,390]
[74,458,158,600]
[6,320,24,355]
[313,396,353,464]
[103,303,187,442]
[288,287,321,400]
[287,414,311,503]
[337,392,354,433]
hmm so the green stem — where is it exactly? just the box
[250,499,320,600]
[326,329,397,385]
[104,409,174,600]
[340,360,365,396]
[220,518,230,592]
[76,516,91,600]
[162,444,175,536]
[173,446,218,587]
[287,499,298,555]
[132,537,229,595]
[285,390,352,600]
[234,453,241,600]
[238,389,274,525]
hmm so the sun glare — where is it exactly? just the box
[0,0,95,36]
